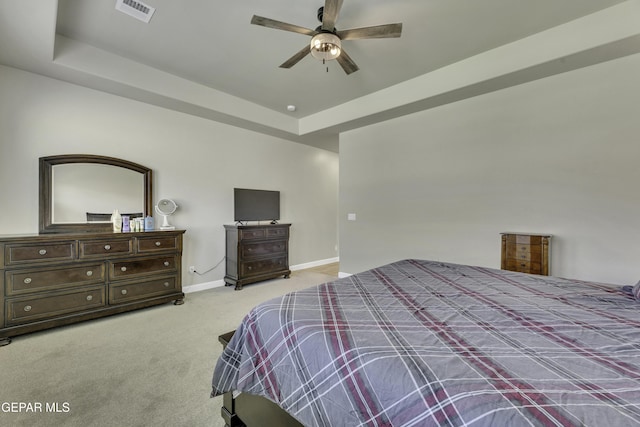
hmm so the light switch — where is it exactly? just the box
[347,213,356,221]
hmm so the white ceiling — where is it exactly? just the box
[1,0,639,152]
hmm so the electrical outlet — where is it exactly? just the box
[188,266,196,274]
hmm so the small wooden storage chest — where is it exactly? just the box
[500,232,552,276]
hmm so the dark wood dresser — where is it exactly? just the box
[0,229,185,346]
[224,224,291,290]
[501,232,552,276]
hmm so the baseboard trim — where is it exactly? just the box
[289,257,339,271]
[183,257,340,294]
[183,279,226,294]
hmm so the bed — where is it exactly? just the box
[211,259,640,426]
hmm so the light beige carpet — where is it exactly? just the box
[0,264,338,427]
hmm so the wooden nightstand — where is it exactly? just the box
[501,232,552,276]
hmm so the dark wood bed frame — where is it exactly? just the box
[218,331,303,427]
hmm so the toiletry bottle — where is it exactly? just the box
[145,215,154,231]
[122,216,130,232]
[112,210,122,233]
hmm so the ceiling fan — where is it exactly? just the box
[250,0,402,75]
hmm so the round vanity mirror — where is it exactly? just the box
[155,199,178,230]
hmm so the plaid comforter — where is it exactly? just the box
[211,259,640,426]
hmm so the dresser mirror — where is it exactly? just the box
[39,154,152,233]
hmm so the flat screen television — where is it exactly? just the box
[234,188,280,223]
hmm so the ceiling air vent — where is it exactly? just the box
[115,0,156,23]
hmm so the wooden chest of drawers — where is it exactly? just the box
[224,224,291,290]
[0,230,184,346]
[500,232,551,276]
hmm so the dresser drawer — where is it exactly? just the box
[5,264,105,296]
[240,240,287,259]
[5,286,105,325]
[505,259,542,274]
[5,242,75,266]
[79,238,133,259]
[136,235,180,253]
[240,256,288,277]
[109,256,178,279]
[238,228,267,241]
[109,276,178,304]
[266,227,289,239]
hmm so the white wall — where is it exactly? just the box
[339,52,640,285]
[0,65,339,287]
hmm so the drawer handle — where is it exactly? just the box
[104,244,111,250]
[121,289,128,295]
[521,263,526,267]
[39,249,47,256]
[155,241,162,247]
[121,266,127,272]
[86,270,93,277]
[86,295,93,301]
[23,277,32,284]
[248,266,252,271]
[248,248,253,252]
[24,305,32,312]
[164,261,170,267]
[521,255,526,259]
[164,282,170,287]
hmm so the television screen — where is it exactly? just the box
[234,188,280,222]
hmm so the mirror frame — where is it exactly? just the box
[39,154,152,234]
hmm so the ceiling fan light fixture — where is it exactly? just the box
[310,32,341,61]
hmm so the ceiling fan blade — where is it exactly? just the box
[336,49,359,75]
[322,0,344,31]
[251,15,317,36]
[337,23,403,40]
[279,45,312,69]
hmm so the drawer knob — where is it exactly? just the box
[24,305,32,312]
[164,261,170,267]
[86,270,93,277]
[248,266,252,270]
[121,289,128,295]
[248,248,253,252]
[23,277,32,284]
[104,244,111,250]
[164,282,170,287]
[120,266,127,272]
[155,241,161,247]
[39,249,47,256]
[86,295,93,301]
